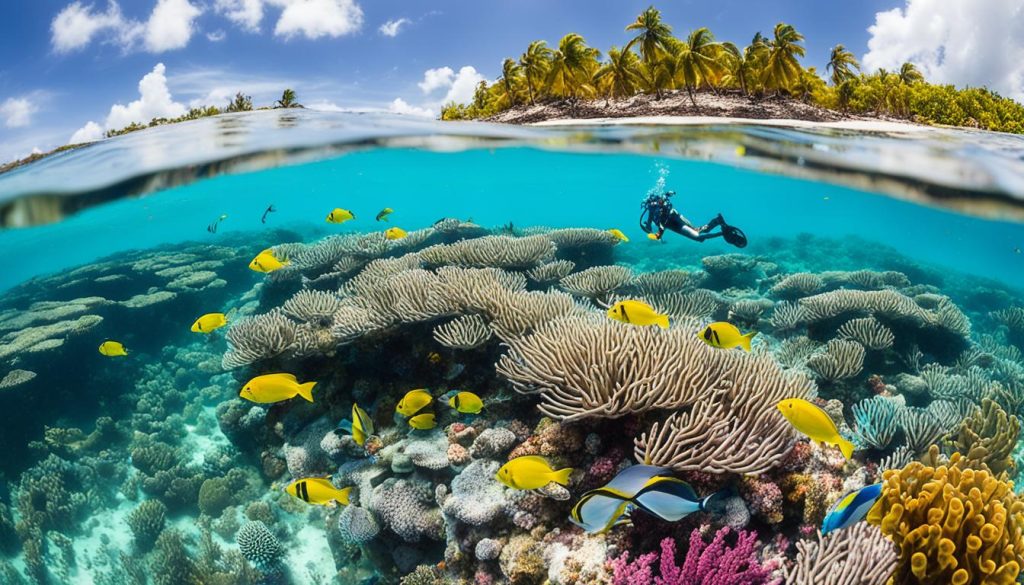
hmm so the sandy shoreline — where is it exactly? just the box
[531,115,931,133]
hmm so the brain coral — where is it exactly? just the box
[867,452,1024,585]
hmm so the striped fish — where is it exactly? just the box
[821,483,883,535]
[285,477,352,506]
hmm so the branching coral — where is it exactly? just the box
[559,265,633,300]
[993,307,1024,347]
[644,290,720,321]
[868,452,1024,585]
[785,524,897,585]
[525,260,575,283]
[798,289,970,342]
[769,302,808,333]
[954,399,1019,476]
[851,395,900,450]
[838,317,895,350]
[281,290,343,324]
[631,270,705,295]
[806,339,865,381]
[432,314,492,349]
[222,310,297,369]
[127,499,167,551]
[609,528,778,585]
[728,299,769,327]
[545,227,620,249]
[770,272,824,299]
[419,235,555,269]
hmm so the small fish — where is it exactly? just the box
[326,208,355,223]
[249,249,289,273]
[396,389,433,417]
[338,403,375,447]
[261,204,276,224]
[239,373,316,404]
[98,340,128,357]
[408,413,436,430]
[285,477,351,506]
[207,214,229,234]
[191,312,228,333]
[647,233,661,241]
[607,300,669,329]
[375,207,394,222]
[385,227,408,240]
[607,229,630,243]
[777,398,855,460]
[496,456,572,490]
[427,352,442,364]
[698,322,756,352]
[448,391,483,414]
[821,483,883,535]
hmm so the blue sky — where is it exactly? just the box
[1,0,1022,162]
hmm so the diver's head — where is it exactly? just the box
[664,190,676,198]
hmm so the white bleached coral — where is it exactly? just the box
[442,459,507,526]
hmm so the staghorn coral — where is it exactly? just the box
[558,265,633,300]
[785,523,897,585]
[993,307,1024,347]
[419,235,555,269]
[281,289,343,324]
[236,520,284,570]
[631,270,705,295]
[770,272,824,299]
[954,399,1019,476]
[526,260,575,283]
[433,314,493,349]
[838,317,895,350]
[806,339,865,381]
[851,395,901,450]
[868,452,1024,585]
[769,301,809,333]
[728,299,770,327]
[127,499,167,552]
[151,529,197,585]
[222,310,297,369]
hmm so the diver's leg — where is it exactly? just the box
[661,213,702,242]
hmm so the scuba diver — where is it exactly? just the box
[640,190,747,248]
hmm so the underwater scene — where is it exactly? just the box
[2,111,1024,585]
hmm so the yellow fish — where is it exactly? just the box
[339,403,375,447]
[285,477,351,506]
[448,391,483,414]
[191,312,228,333]
[239,373,316,404]
[396,389,433,417]
[326,208,355,223]
[607,300,669,329]
[249,249,289,273]
[777,398,855,460]
[698,322,756,352]
[408,413,436,430]
[375,207,394,222]
[607,229,629,243]
[496,456,573,490]
[385,227,407,240]
[98,340,128,356]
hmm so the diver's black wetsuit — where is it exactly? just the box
[640,191,726,242]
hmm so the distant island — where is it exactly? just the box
[441,6,1024,133]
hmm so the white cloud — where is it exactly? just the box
[51,1,130,53]
[443,66,485,104]
[863,0,1024,100]
[418,67,454,93]
[388,98,433,117]
[378,17,410,37]
[106,63,187,129]
[270,0,363,40]
[169,67,299,108]
[207,29,226,42]
[304,100,345,112]
[69,121,105,143]
[1,97,38,128]
[144,0,202,52]
[215,0,264,32]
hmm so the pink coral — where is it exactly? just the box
[447,443,471,466]
[610,528,780,585]
[741,477,783,524]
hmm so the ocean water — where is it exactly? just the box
[0,111,1023,585]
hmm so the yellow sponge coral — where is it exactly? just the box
[867,452,1024,585]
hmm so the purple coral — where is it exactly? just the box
[610,528,778,585]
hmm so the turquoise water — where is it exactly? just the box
[1,112,1024,585]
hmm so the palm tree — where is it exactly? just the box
[764,23,806,94]
[546,33,601,100]
[594,46,642,101]
[520,41,553,105]
[496,58,523,108]
[722,35,769,96]
[227,92,253,112]
[898,62,924,85]
[826,45,860,86]
[674,27,724,105]
[625,6,674,97]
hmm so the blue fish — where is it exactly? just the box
[821,483,883,535]
[631,476,724,522]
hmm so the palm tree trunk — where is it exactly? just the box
[527,75,536,105]
[686,85,697,107]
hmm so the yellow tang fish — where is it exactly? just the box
[408,413,436,430]
[98,340,128,357]
[385,227,407,240]
[607,229,630,243]
[448,391,483,414]
[239,373,316,404]
[396,389,433,417]
[698,322,756,352]
[375,207,394,222]
[191,312,228,333]
[339,403,374,447]
[326,208,355,223]
[285,477,351,506]
[777,398,855,460]
[249,249,289,273]
[496,456,573,490]
[607,300,669,329]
